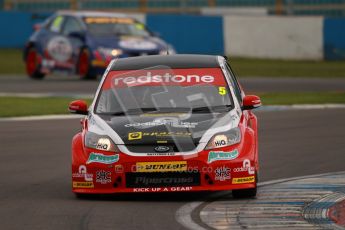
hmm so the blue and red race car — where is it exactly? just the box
[23,11,174,80]
[69,54,261,198]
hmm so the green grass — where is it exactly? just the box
[0,97,92,117]
[0,94,344,117]
[230,58,345,78]
[0,49,25,75]
[258,92,345,105]
[0,49,345,78]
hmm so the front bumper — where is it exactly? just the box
[72,147,257,194]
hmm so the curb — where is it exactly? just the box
[176,171,345,230]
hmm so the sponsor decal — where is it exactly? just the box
[135,23,145,30]
[143,131,192,137]
[129,131,192,140]
[47,36,72,62]
[133,187,193,192]
[119,39,157,50]
[128,132,142,140]
[232,176,255,184]
[219,86,227,95]
[42,59,55,68]
[213,135,228,148]
[135,177,193,186]
[95,138,112,151]
[233,159,255,175]
[214,166,231,181]
[85,17,134,24]
[207,149,239,163]
[104,68,226,89]
[136,161,187,172]
[157,140,168,144]
[113,72,214,87]
[125,118,198,128]
[86,153,119,164]
[140,113,186,117]
[72,165,93,181]
[72,181,94,188]
[50,16,63,32]
[96,170,112,184]
[126,172,200,187]
[147,152,175,156]
[115,165,124,173]
[154,146,170,152]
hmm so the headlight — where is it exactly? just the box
[84,131,118,152]
[205,127,241,150]
[98,47,123,57]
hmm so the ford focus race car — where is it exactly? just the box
[24,11,174,80]
[69,55,261,198]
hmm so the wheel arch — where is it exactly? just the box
[72,132,86,165]
[23,42,36,61]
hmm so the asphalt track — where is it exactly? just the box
[189,172,345,229]
[1,75,345,95]
[1,108,345,230]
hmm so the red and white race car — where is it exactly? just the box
[69,54,261,198]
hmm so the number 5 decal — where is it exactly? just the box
[219,87,227,95]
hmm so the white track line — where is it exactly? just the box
[0,114,84,122]
[257,104,345,111]
[175,202,208,230]
[175,171,345,230]
[0,92,94,98]
[0,104,345,122]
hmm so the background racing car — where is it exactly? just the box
[24,11,175,80]
[69,55,261,198]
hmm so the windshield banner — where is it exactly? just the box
[102,68,227,89]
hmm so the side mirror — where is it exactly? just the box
[243,95,262,110]
[68,31,86,41]
[69,100,88,115]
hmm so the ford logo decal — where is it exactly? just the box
[154,146,170,152]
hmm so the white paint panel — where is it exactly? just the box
[224,16,324,60]
[201,7,268,16]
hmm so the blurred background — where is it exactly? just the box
[1,3,345,230]
[0,0,345,116]
[1,0,345,58]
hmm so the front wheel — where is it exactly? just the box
[232,172,258,198]
[25,48,45,80]
[75,193,95,199]
[77,49,97,80]
[232,186,257,198]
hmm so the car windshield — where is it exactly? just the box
[95,66,233,115]
[84,17,150,37]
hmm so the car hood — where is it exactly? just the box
[89,35,166,51]
[92,111,239,153]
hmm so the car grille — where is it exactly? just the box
[125,144,197,153]
[126,172,200,188]
[127,51,159,57]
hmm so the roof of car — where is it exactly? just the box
[110,55,222,71]
[57,10,128,18]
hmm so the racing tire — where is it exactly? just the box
[25,47,45,80]
[232,187,257,199]
[77,49,97,80]
[75,193,94,199]
[232,172,258,199]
